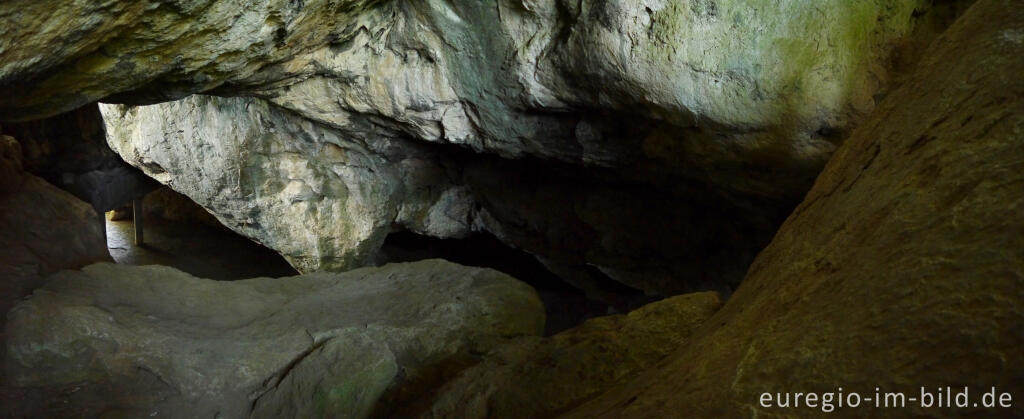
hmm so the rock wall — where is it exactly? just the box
[2,0,963,295]
[563,0,1024,416]
[102,94,783,295]
[3,104,158,213]
[417,291,722,418]
[0,131,111,372]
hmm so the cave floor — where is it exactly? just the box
[105,217,298,281]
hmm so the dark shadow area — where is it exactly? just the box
[378,231,655,335]
[106,195,298,281]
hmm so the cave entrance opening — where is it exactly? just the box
[103,187,298,281]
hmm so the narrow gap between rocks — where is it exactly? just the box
[378,231,654,335]
[103,188,298,281]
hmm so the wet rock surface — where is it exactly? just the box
[4,260,544,418]
[564,1,1024,416]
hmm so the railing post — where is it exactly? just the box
[133,197,144,245]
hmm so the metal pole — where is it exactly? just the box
[133,198,144,245]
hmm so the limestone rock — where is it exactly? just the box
[4,260,545,418]
[0,134,110,334]
[564,1,1024,417]
[0,0,382,121]
[101,94,780,296]
[87,0,968,295]
[143,186,227,230]
[2,0,935,187]
[3,104,158,213]
[103,95,466,273]
[415,292,722,419]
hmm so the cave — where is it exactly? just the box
[378,231,655,335]
[1,0,1022,418]
[103,188,300,281]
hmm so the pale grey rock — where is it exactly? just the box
[4,259,545,418]
[89,0,964,295]
[103,95,470,272]
[3,0,940,197]
[2,0,957,295]
[0,0,383,121]
[253,0,944,196]
[101,94,780,296]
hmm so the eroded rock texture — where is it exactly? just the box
[0,133,110,341]
[0,0,961,295]
[5,260,544,418]
[102,95,765,295]
[416,291,721,418]
[92,0,963,296]
[564,0,1024,416]
[3,104,157,213]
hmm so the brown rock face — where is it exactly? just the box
[564,1,1024,417]
[415,292,721,418]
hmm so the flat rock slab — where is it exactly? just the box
[4,260,544,418]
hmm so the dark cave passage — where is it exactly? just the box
[103,189,298,281]
[107,188,655,334]
[378,231,657,335]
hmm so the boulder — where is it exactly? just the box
[416,291,722,418]
[564,1,1024,417]
[101,93,782,296]
[0,134,110,336]
[6,0,965,295]
[143,186,226,229]
[4,260,545,418]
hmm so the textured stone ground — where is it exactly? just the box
[4,260,544,418]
